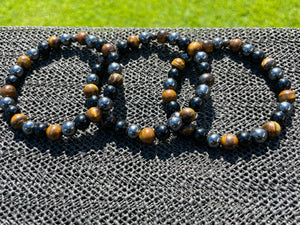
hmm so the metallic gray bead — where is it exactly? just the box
[268,67,283,80]
[108,62,122,74]
[10,65,24,77]
[98,97,113,111]
[0,97,16,109]
[242,44,254,56]
[86,74,99,85]
[195,84,211,100]
[62,121,76,136]
[164,78,177,90]
[251,128,268,143]
[61,34,71,45]
[207,134,220,148]
[167,116,182,131]
[86,35,98,48]
[278,101,292,115]
[213,38,223,49]
[27,49,40,60]
[127,125,140,138]
[194,51,208,63]
[22,120,35,135]
[171,111,180,118]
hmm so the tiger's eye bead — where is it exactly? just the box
[10,65,24,77]
[86,95,98,108]
[194,51,208,63]
[46,124,62,141]
[86,107,102,123]
[16,55,31,69]
[278,90,296,103]
[251,128,268,143]
[83,84,99,97]
[48,36,61,49]
[261,57,276,71]
[166,101,180,114]
[171,58,185,70]
[251,50,264,63]
[115,120,128,135]
[198,73,214,87]
[164,78,177,90]
[74,114,90,130]
[139,127,155,144]
[155,125,170,140]
[101,114,116,128]
[101,43,116,56]
[195,84,211,100]
[108,73,124,87]
[187,42,203,57]
[221,134,239,150]
[157,30,169,43]
[242,44,254,56]
[38,42,51,56]
[27,49,39,60]
[194,128,207,142]
[202,40,214,53]
[189,97,204,112]
[278,101,292,115]
[271,111,286,125]
[108,62,122,74]
[98,97,113,111]
[1,85,17,98]
[5,105,19,118]
[180,107,196,124]
[198,62,211,73]
[139,32,151,44]
[162,89,177,103]
[237,131,252,147]
[207,134,220,148]
[76,32,88,45]
[262,121,281,138]
[277,78,291,91]
[127,35,140,49]
[22,120,35,135]
[1,97,16,109]
[177,37,191,50]
[10,113,27,129]
[268,67,283,80]
[179,124,195,136]
[34,123,48,137]
[168,68,180,80]
[86,35,97,48]
[104,85,118,99]
[86,74,99,85]
[168,32,180,45]
[229,38,243,53]
[95,39,108,52]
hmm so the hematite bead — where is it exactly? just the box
[171,111,180,118]
[1,85,17,98]
[83,84,99,97]
[108,62,122,74]
[155,125,170,140]
[98,97,113,111]
[207,134,220,148]
[139,32,151,44]
[262,121,281,138]
[139,127,155,144]
[86,74,99,85]
[116,41,128,54]
[166,101,180,114]
[97,54,106,64]
[115,120,128,135]
[229,38,243,52]
[198,62,211,73]
[277,78,291,91]
[6,75,19,86]
[168,32,180,45]
[167,116,182,131]
[251,50,264,63]
[46,124,62,141]
[179,124,195,136]
[177,37,190,50]
[187,42,203,57]
[251,128,268,143]
[261,57,276,71]
[101,43,116,57]
[221,134,239,150]
[180,53,191,62]
[242,44,254,56]
[86,107,102,123]
[194,128,207,142]
[237,131,252,147]
[10,113,27,129]
[17,55,31,69]
[171,58,185,70]
[101,113,116,128]
[168,68,180,80]
[22,120,35,135]
[10,65,24,77]
[62,121,76,136]
[164,78,177,90]
[189,96,204,112]
[108,52,119,63]
[213,38,223,49]
[127,125,140,138]
[278,101,292,115]
[157,30,169,43]
[0,97,16,109]
[104,85,118,99]
[75,114,90,130]
[195,84,211,100]
[86,35,97,48]
[95,39,108,52]
[27,49,39,60]
[222,39,230,48]
[86,95,99,108]
[48,36,61,49]
[271,111,286,125]
[180,107,196,124]
[34,123,48,137]
[202,40,214,53]
[162,89,177,103]
[60,34,71,46]
[5,105,19,118]
[76,32,88,45]
[127,35,140,49]
[198,73,214,87]
[108,73,124,87]
[194,51,208,63]
[278,90,296,103]
[38,42,51,56]
[91,64,102,75]
[268,67,283,80]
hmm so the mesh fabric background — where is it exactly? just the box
[0,27,299,224]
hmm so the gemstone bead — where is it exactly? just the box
[101,43,116,56]
[6,75,19,86]
[115,120,128,135]
[10,65,24,77]
[262,121,281,138]
[108,62,122,74]
[195,84,211,100]
[271,111,286,125]
[261,57,276,71]
[139,127,155,144]
[127,35,140,49]
[207,134,220,148]
[213,38,223,49]
[0,97,15,109]
[221,134,239,150]
[167,116,182,131]
[171,58,185,70]
[187,42,203,57]
[268,67,283,80]
[194,128,207,142]
[95,39,108,52]
[277,78,291,91]
[86,107,102,123]
[46,124,62,141]
[241,44,254,56]
[86,74,99,85]
[127,125,140,138]
[194,51,208,63]
[38,42,51,56]
[101,114,116,128]
[180,107,196,124]
[108,52,119,63]
[179,124,195,136]
[108,73,124,87]
[22,120,35,135]
[189,97,204,112]
[139,32,151,44]
[83,84,99,97]
[74,114,90,130]
[278,90,296,103]
[177,37,190,50]
[76,32,88,45]
[198,62,211,73]
[251,128,268,143]
[17,55,31,69]
[104,85,118,99]
[162,89,177,103]
[164,78,177,90]
[198,73,214,87]
[278,101,292,115]
[92,64,102,75]
[98,97,113,111]
[237,131,252,147]
[251,50,264,63]
[34,123,48,137]
[166,101,180,114]
[116,41,128,54]
[27,49,39,60]
[168,32,180,45]
[157,30,169,43]
[168,68,180,80]
[86,95,98,108]
[202,40,214,53]
[1,85,17,98]
[5,105,19,118]
[48,36,61,49]
[155,125,170,140]
[229,38,243,52]
[86,35,97,48]
[10,113,27,129]
[60,34,71,46]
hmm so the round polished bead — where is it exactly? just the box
[83,84,99,97]
[168,32,179,45]
[198,73,214,87]
[60,34,71,45]
[95,39,108,52]
[61,121,76,136]
[194,128,207,142]
[171,111,181,118]
[251,50,264,63]
[167,116,182,131]
[108,62,122,74]
[101,43,116,57]
[268,67,283,80]
[86,35,97,48]
[0,97,16,109]
[155,125,170,140]
[166,101,180,114]
[189,96,204,112]
[179,124,195,136]
[242,44,254,56]
[198,62,211,73]
[22,120,35,135]
[46,124,62,141]
[6,75,19,87]
[1,85,17,98]
[74,114,90,130]
[104,85,118,99]
[180,107,196,124]
[34,123,48,137]
[97,54,106,64]
[115,120,128,135]
[86,95,98,108]
[162,89,177,103]
[207,134,220,148]
[278,90,296,103]
[27,49,39,60]
[237,131,252,147]
[271,111,286,125]
[17,55,31,69]
[92,64,102,75]
[194,51,208,63]
[86,107,102,123]
[139,32,151,44]
[139,127,155,144]
[177,37,190,50]
[108,52,119,63]
[180,53,191,62]
[277,78,291,91]
[187,42,203,57]
[5,105,19,118]
[157,30,169,43]
[251,128,268,143]
[168,68,180,80]
[48,36,61,49]
[213,38,223,49]
[98,97,113,111]
[229,38,243,52]
[127,35,140,49]
[195,84,211,100]
[278,101,292,115]
[221,134,239,150]
[262,121,281,138]
[127,125,140,138]
[222,39,230,48]
[101,113,116,128]
[202,40,214,53]
[86,74,99,85]
[116,41,128,54]
[10,65,24,77]
[171,58,185,70]
[261,57,276,71]
[108,73,124,87]
[164,78,177,90]
[38,42,51,56]
[76,32,88,45]
[10,113,27,129]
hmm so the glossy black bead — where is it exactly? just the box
[139,32,151,44]
[198,62,211,73]
[75,114,90,130]
[194,51,208,63]
[271,111,286,125]
[195,84,211,100]
[213,38,223,49]
[168,68,180,80]
[92,64,102,75]
[177,37,190,50]
[164,78,177,90]
[155,125,170,140]
[27,49,39,60]
[86,35,97,48]
[4,105,20,118]
[60,34,71,45]
[104,85,118,99]
[38,42,51,56]
[0,97,15,109]
[95,39,107,52]
[168,32,180,45]
[166,101,180,114]
[180,53,191,62]
[277,78,291,91]
[268,67,283,80]
[22,120,35,135]
[62,121,77,136]
[34,123,48,138]
[251,50,264,63]
[97,54,106,64]
[86,95,99,107]
[98,97,113,111]
[251,128,268,143]
[278,101,292,115]
[107,52,119,63]
[222,39,230,48]
[9,65,24,77]
[86,74,99,85]
[194,128,207,142]
[101,114,116,129]
[115,120,128,135]
[189,96,204,112]
[108,62,122,74]
[6,75,19,86]
[116,41,128,54]
[150,33,157,40]
[242,44,254,56]
[237,131,252,147]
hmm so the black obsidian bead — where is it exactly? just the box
[194,128,207,142]
[38,42,51,56]
[6,75,19,86]
[86,95,99,107]
[213,38,223,49]
[5,105,20,118]
[86,74,99,85]
[166,101,180,114]
[194,51,208,63]
[237,131,251,147]
[108,62,122,74]
[95,39,107,52]
[86,35,97,48]
[97,54,106,64]
[222,39,230,48]
[268,67,283,80]
[0,97,15,109]
[92,64,102,75]
[27,49,39,60]
[10,65,24,77]
[168,32,180,45]
[180,53,191,62]
[277,78,291,91]
[189,96,204,112]
[251,50,264,63]
[195,84,211,100]
[155,125,170,140]
[139,32,151,44]
[75,114,90,130]
[198,62,211,73]
[22,120,35,135]
[101,114,116,128]
[104,85,118,99]
[60,34,71,45]
[242,44,254,56]
[115,120,128,135]
[116,41,128,54]
[168,68,180,80]
[98,97,113,111]
[271,111,286,125]
[108,52,119,63]
[164,78,177,90]
[34,123,48,138]
[177,37,190,50]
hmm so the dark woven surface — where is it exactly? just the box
[0,27,299,224]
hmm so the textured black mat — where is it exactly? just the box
[0,27,299,224]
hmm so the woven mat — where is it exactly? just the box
[0,27,299,224]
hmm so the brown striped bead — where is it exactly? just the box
[48,36,61,49]
[10,113,27,129]
[76,32,88,45]
[46,124,62,141]
[221,134,239,150]
[229,38,243,53]
[162,89,177,103]
[101,43,116,57]
[0,84,17,98]
[139,127,155,144]
[261,57,276,71]
[198,73,215,87]
[108,73,124,87]
[83,84,99,97]
[179,124,195,136]
[86,107,102,123]
[180,107,196,124]
[127,35,140,49]
[187,42,203,57]
[262,121,281,138]
[202,40,214,53]
[171,58,185,70]
[157,30,169,43]
[16,55,31,69]
[278,90,296,103]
